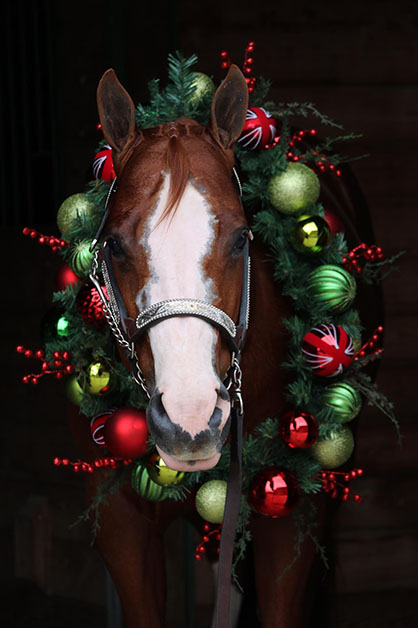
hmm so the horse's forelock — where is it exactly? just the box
[161,134,190,223]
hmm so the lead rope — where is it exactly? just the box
[215,358,244,628]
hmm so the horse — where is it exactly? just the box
[68,63,381,628]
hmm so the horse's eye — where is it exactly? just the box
[106,237,125,258]
[233,230,249,252]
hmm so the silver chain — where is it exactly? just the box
[230,358,244,416]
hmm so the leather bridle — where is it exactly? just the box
[89,169,250,628]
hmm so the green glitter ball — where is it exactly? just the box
[69,239,94,278]
[307,264,357,312]
[311,426,354,469]
[195,480,227,523]
[131,465,168,502]
[268,163,320,214]
[321,382,362,423]
[188,72,215,106]
[57,193,96,238]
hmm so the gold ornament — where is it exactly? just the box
[57,193,96,238]
[195,480,227,523]
[311,426,354,468]
[79,359,112,396]
[268,163,320,214]
[148,453,185,486]
[188,72,215,106]
[65,375,84,406]
[291,214,331,254]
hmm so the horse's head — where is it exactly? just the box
[96,66,249,472]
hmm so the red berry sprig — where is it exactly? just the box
[343,243,384,275]
[353,326,384,362]
[53,456,133,473]
[22,227,69,252]
[220,49,231,71]
[319,468,364,503]
[220,41,256,93]
[16,346,75,384]
[195,522,223,561]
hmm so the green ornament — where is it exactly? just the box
[311,426,354,469]
[195,480,227,523]
[57,193,96,238]
[78,359,112,396]
[188,72,215,106]
[290,214,331,254]
[56,314,70,337]
[41,308,70,342]
[307,264,356,312]
[69,239,94,278]
[65,375,84,406]
[321,382,362,423]
[268,163,320,214]
[131,464,168,501]
[148,453,185,486]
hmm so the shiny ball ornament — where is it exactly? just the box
[104,407,149,458]
[290,214,331,254]
[311,426,355,468]
[56,193,96,238]
[92,144,116,182]
[69,240,95,278]
[195,480,227,524]
[321,382,362,423]
[90,409,115,446]
[238,107,277,150]
[268,163,320,214]
[249,467,300,518]
[65,375,84,406]
[79,359,112,396]
[147,453,185,486]
[307,265,357,313]
[76,283,107,327]
[55,263,80,291]
[278,411,319,449]
[41,308,70,342]
[131,464,167,501]
[188,72,216,106]
[302,323,354,377]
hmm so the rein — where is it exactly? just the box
[89,170,250,627]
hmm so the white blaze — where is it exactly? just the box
[136,174,229,443]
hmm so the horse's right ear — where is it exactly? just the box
[97,69,136,155]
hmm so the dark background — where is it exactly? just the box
[1,0,417,626]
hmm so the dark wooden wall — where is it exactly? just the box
[2,1,417,626]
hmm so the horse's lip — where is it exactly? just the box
[156,446,221,472]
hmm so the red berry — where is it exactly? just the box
[195,554,202,561]
[203,523,211,533]
[16,345,24,353]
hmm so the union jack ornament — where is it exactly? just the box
[238,107,277,150]
[302,324,354,377]
[92,144,116,182]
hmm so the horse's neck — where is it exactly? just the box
[241,240,291,434]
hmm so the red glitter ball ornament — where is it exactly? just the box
[278,411,319,449]
[250,467,300,518]
[302,324,354,377]
[104,407,149,459]
[76,283,108,327]
[92,144,116,182]
[90,409,115,447]
[55,263,80,291]
[238,107,277,150]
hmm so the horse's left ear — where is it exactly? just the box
[210,64,249,152]
[97,68,137,155]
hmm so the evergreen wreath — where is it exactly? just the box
[19,50,400,581]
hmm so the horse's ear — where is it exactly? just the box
[210,65,248,152]
[97,69,136,154]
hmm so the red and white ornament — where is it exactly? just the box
[302,324,354,377]
[92,144,116,182]
[90,409,115,447]
[238,107,277,150]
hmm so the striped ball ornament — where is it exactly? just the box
[321,382,362,423]
[238,107,277,150]
[131,464,168,502]
[302,324,354,377]
[307,265,356,312]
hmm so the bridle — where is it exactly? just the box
[89,167,250,628]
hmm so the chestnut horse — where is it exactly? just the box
[68,64,380,627]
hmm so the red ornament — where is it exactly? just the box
[238,107,277,150]
[104,407,149,458]
[76,283,108,327]
[250,467,300,517]
[92,144,116,182]
[55,263,80,291]
[90,409,115,447]
[302,324,354,377]
[278,411,318,449]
